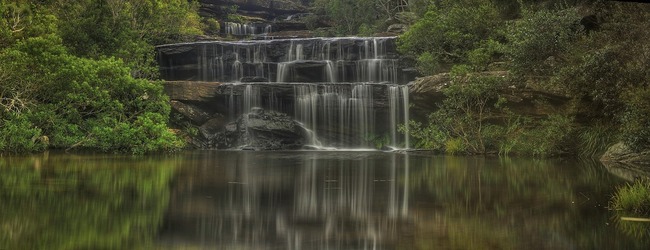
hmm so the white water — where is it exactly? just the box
[224,22,272,36]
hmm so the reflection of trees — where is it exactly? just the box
[403,156,645,250]
[162,151,410,250]
[0,152,178,250]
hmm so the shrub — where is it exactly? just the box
[398,0,502,73]
[506,8,583,77]
[0,114,46,153]
[620,88,650,151]
[0,35,183,154]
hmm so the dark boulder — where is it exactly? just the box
[209,108,307,150]
[170,101,212,125]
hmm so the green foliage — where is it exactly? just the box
[55,0,203,78]
[0,114,46,153]
[204,17,221,35]
[398,0,503,74]
[620,88,650,152]
[506,8,583,77]
[576,124,616,157]
[612,180,650,215]
[0,154,177,249]
[313,0,382,35]
[516,114,575,156]
[0,1,198,153]
[222,5,245,23]
[406,73,507,154]
[0,35,183,153]
[402,120,447,150]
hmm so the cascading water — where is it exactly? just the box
[224,22,272,36]
[157,37,412,149]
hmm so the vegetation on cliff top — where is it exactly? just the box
[0,0,202,153]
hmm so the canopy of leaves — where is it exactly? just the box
[397,0,503,74]
[0,0,198,153]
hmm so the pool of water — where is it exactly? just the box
[1,151,648,249]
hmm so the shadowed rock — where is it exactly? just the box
[208,108,307,150]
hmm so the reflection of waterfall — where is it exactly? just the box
[161,151,412,250]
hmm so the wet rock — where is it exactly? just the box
[199,116,229,138]
[209,108,306,150]
[170,101,212,125]
[240,76,269,82]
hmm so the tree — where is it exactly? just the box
[397,0,502,74]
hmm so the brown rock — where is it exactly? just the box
[164,81,223,102]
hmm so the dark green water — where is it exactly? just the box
[1,151,648,249]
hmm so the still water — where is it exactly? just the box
[1,151,648,250]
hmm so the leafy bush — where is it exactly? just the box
[620,88,650,152]
[312,0,381,35]
[506,8,583,77]
[405,73,507,154]
[0,114,46,153]
[0,35,183,153]
[398,0,502,73]
[515,115,575,156]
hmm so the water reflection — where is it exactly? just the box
[161,151,411,250]
[0,152,180,250]
[2,151,649,249]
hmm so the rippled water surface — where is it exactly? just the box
[1,151,648,249]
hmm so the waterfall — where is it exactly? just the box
[157,37,412,149]
[388,85,411,149]
[401,85,411,149]
[243,85,261,113]
[224,22,272,36]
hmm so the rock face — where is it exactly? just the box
[206,108,307,150]
[601,142,650,181]
[164,81,223,102]
[156,37,407,83]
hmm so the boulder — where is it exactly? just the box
[208,108,307,150]
[170,101,212,125]
[387,24,408,34]
[199,116,229,138]
[601,142,650,165]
